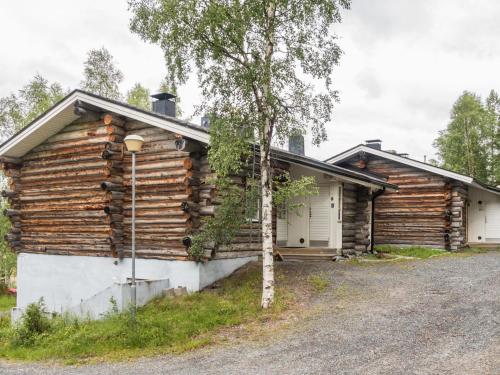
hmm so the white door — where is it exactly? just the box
[309,186,331,247]
[485,202,500,242]
[286,196,309,247]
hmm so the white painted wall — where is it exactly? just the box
[199,257,257,288]
[468,187,500,243]
[69,278,170,319]
[14,253,256,319]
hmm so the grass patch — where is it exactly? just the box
[0,262,294,364]
[307,274,329,292]
[459,247,490,254]
[0,294,16,312]
[375,245,446,259]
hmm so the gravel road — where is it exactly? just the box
[2,252,499,375]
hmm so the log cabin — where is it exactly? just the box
[326,140,500,250]
[0,90,396,319]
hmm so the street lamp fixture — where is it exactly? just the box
[123,134,144,320]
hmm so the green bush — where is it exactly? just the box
[12,298,52,346]
[0,199,16,290]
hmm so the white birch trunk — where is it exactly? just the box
[260,140,274,308]
[260,0,277,309]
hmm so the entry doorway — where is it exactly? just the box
[276,182,342,249]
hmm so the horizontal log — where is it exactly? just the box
[123,217,190,225]
[106,191,125,201]
[124,126,175,138]
[0,156,22,166]
[104,142,123,153]
[22,237,110,246]
[102,114,125,126]
[23,224,111,232]
[174,138,201,153]
[31,135,111,153]
[22,244,111,252]
[122,176,189,187]
[101,181,124,192]
[21,168,109,183]
[101,149,123,160]
[3,209,19,218]
[123,201,187,210]
[1,190,17,198]
[123,168,188,180]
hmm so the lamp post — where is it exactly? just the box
[123,134,144,320]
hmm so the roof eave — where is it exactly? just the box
[326,145,474,185]
[0,90,210,158]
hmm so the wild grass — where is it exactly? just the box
[0,294,16,312]
[0,263,296,364]
[374,245,446,259]
[307,274,329,292]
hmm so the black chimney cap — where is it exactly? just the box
[151,93,176,101]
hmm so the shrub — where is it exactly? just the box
[12,298,52,346]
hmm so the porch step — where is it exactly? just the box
[280,253,336,261]
[466,243,500,249]
[277,247,337,255]
[279,252,336,261]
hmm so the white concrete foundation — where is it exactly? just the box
[13,253,256,320]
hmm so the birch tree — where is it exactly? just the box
[0,74,66,139]
[434,91,498,185]
[129,0,350,307]
[126,82,151,110]
[81,47,124,100]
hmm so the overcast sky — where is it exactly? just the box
[1,0,499,162]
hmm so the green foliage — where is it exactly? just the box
[188,172,317,261]
[129,0,349,145]
[0,294,15,312]
[81,47,124,100]
[484,90,500,185]
[273,172,318,215]
[308,274,329,292]
[0,200,16,290]
[158,78,183,117]
[189,177,254,260]
[207,117,254,177]
[130,0,349,306]
[0,74,66,137]
[434,90,499,185]
[126,82,151,110]
[0,263,291,363]
[11,299,52,347]
[375,245,446,259]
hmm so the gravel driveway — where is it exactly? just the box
[2,252,499,375]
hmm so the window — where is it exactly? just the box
[245,197,260,223]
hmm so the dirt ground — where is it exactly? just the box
[1,251,499,374]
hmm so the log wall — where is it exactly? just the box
[342,183,371,254]
[2,114,124,257]
[449,181,467,250]
[196,156,289,259]
[1,115,285,260]
[340,155,468,250]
